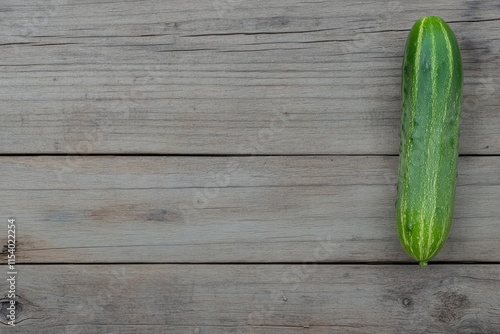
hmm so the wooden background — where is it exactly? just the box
[1,0,499,333]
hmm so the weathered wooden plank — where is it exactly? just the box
[1,156,498,263]
[1,0,499,154]
[0,264,499,333]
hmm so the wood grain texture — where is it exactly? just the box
[1,1,499,332]
[0,264,499,333]
[1,0,500,154]
[1,155,498,263]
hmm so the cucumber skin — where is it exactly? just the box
[396,16,463,266]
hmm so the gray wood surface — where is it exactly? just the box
[1,155,498,263]
[1,0,500,154]
[1,265,499,333]
[1,0,500,332]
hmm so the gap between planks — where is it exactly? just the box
[8,262,500,266]
[0,153,499,157]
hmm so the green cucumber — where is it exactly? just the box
[396,16,463,266]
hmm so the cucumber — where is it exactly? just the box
[396,16,463,266]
